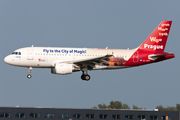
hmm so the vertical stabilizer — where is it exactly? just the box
[138,21,172,53]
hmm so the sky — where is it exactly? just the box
[0,0,180,109]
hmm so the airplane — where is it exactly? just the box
[4,21,175,81]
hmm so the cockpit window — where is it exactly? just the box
[12,52,21,55]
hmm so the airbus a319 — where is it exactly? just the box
[4,21,175,81]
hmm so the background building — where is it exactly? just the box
[0,107,179,120]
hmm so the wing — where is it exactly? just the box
[73,55,113,70]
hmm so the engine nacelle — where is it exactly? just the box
[51,63,73,75]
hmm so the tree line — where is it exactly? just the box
[92,101,180,111]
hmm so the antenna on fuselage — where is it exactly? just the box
[31,45,34,47]
[106,46,108,49]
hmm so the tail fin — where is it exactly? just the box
[138,21,172,53]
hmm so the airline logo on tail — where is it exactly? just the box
[144,44,163,50]
[139,21,172,53]
[150,37,162,43]
[123,21,174,67]
[161,23,170,27]
[158,27,168,31]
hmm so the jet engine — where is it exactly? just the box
[51,63,73,75]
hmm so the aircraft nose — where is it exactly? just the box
[4,55,11,64]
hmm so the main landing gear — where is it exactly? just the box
[27,67,32,79]
[81,71,90,81]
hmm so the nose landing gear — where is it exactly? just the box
[27,67,32,79]
[27,74,32,79]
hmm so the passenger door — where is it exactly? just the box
[133,51,139,62]
[27,49,33,60]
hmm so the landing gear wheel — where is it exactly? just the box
[27,74,32,79]
[81,75,85,80]
[85,75,90,81]
[81,69,90,81]
[81,74,90,81]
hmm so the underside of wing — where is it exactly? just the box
[73,55,113,70]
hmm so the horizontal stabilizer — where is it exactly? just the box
[148,53,173,60]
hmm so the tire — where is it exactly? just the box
[81,75,85,80]
[85,75,90,81]
[27,74,32,79]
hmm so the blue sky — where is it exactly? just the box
[0,0,180,109]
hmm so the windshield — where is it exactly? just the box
[12,52,21,55]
